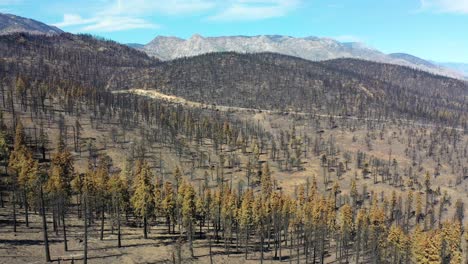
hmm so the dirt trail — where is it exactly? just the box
[113,89,465,132]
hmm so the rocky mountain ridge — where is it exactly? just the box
[137,34,465,79]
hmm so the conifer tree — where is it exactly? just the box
[440,221,462,264]
[8,121,32,227]
[239,189,254,259]
[130,160,154,239]
[108,170,129,247]
[354,208,368,264]
[369,197,386,263]
[162,181,176,233]
[261,162,272,199]
[387,225,407,263]
[94,156,111,240]
[181,181,196,257]
[340,203,353,262]
[45,135,74,250]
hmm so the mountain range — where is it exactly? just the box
[0,12,467,80]
[1,32,465,126]
[136,34,467,79]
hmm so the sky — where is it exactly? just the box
[1,0,468,63]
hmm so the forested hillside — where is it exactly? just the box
[1,34,467,129]
[0,33,467,264]
[115,52,467,126]
[0,33,157,89]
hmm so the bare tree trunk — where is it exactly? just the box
[12,191,17,233]
[62,210,68,251]
[143,215,148,239]
[245,227,249,259]
[260,230,264,264]
[40,186,51,262]
[117,201,121,248]
[208,220,213,264]
[279,228,282,261]
[189,220,194,257]
[23,189,29,227]
[100,206,105,240]
[83,194,88,264]
[0,191,4,208]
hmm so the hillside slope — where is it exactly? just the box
[0,13,63,35]
[109,52,467,126]
[139,34,463,79]
[0,34,466,127]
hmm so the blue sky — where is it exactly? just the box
[1,0,468,63]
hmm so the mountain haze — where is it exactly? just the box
[434,61,468,77]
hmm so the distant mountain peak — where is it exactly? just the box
[190,33,204,39]
[0,13,63,36]
[138,34,464,79]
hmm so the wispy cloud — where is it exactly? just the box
[54,14,159,32]
[209,0,302,21]
[420,0,468,14]
[82,17,159,32]
[53,14,96,28]
[53,0,215,32]
[53,0,302,32]
[104,0,215,16]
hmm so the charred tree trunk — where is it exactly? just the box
[40,186,51,262]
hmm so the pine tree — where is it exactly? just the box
[354,208,368,264]
[94,156,110,240]
[416,192,423,224]
[412,228,441,264]
[45,135,74,250]
[162,181,176,233]
[350,178,358,207]
[239,189,254,259]
[0,130,7,208]
[453,199,464,223]
[340,203,353,263]
[0,130,8,175]
[261,162,272,199]
[369,197,386,263]
[440,221,462,264]
[387,225,407,264]
[108,171,129,247]
[8,121,33,228]
[130,160,154,239]
[332,180,341,209]
[181,181,196,257]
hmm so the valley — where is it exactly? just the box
[0,12,467,264]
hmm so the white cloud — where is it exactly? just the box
[54,13,159,32]
[420,0,468,14]
[209,0,301,21]
[82,16,159,32]
[54,0,215,32]
[104,0,215,16]
[53,0,301,32]
[53,14,97,28]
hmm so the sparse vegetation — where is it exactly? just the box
[0,32,467,264]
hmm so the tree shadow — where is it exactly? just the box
[54,253,127,262]
[0,238,61,246]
